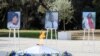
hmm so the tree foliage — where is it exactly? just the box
[45,0,74,30]
[45,0,74,21]
[0,0,48,29]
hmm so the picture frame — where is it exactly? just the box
[45,11,58,29]
[7,11,21,29]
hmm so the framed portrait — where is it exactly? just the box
[45,11,58,29]
[82,12,96,30]
[7,11,21,29]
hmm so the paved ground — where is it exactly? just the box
[0,37,100,56]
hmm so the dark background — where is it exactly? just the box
[0,0,99,30]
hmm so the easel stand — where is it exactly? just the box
[83,29,95,40]
[9,28,20,51]
[45,28,58,48]
[83,29,95,53]
[46,28,57,40]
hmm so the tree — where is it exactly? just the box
[0,0,9,28]
[44,0,74,30]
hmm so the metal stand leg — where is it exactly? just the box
[45,29,49,45]
[46,29,49,40]
[92,29,95,40]
[51,29,53,40]
[14,29,16,51]
[88,29,90,41]
[8,29,11,51]
[83,29,86,40]
[55,29,57,40]
[9,29,11,38]
[92,29,95,54]
[17,29,20,50]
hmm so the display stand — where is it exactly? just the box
[45,28,58,48]
[83,29,95,40]
[46,28,57,40]
[9,28,20,51]
[83,29,95,53]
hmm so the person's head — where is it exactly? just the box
[8,12,19,25]
[12,14,18,25]
[87,13,92,19]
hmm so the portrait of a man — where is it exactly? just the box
[45,11,58,29]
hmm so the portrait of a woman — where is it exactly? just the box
[7,12,20,29]
[82,12,95,30]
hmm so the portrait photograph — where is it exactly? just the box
[7,11,21,29]
[45,11,58,29]
[82,12,96,30]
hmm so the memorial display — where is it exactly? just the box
[45,11,58,29]
[82,12,96,30]
[7,11,21,29]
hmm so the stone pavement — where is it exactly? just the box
[0,37,100,56]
